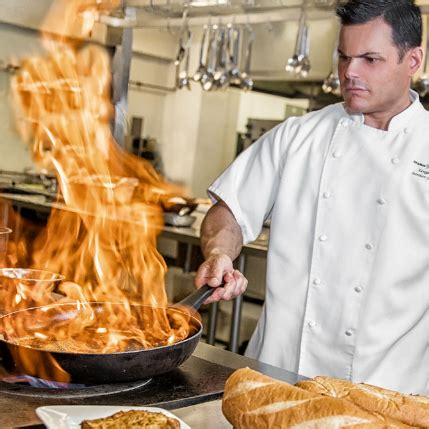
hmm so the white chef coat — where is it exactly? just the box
[208,90,429,395]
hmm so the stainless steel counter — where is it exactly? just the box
[0,342,305,429]
[0,193,269,255]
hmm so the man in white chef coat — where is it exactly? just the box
[195,0,429,395]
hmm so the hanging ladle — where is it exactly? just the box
[229,26,242,85]
[193,25,209,82]
[240,26,254,91]
[201,25,219,91]
[322,40,340,95]
[177,30,192,90]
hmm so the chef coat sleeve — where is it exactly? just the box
[208,121,289,244]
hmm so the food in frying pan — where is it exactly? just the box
[81,409,181,428]
[1,302,200,354]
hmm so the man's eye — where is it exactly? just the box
[365,57,378,64]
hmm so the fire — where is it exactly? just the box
[1,0,197,381]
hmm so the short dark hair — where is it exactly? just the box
[336,0,422,60]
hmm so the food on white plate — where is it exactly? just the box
[81,409,181,428]
[222,368,429,428]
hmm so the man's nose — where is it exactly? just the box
[343,58,360,79]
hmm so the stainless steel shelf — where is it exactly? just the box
[101,0,337,28]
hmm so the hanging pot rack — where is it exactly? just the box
[99,0,338,28]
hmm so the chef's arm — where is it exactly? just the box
[201,200,243,260]
[195,200,248,303]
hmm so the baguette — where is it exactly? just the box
[222,368,411,428]
[297,376,429,427]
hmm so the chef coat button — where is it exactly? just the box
[308,321,317,328]
[319,235,328,242]
[404,128,411,134]
[340,119,350,127]
[354,286,364,293]
[365,243,374,250]
[345,329,354,337]
[377,198,386,205]
[391,157,400,165]
[332,151,342,158]
[313,278,321,286]
[323,191,332,199]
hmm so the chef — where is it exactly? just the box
[195,0,429,395]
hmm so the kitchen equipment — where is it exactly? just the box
[0,285,215,384]
[299,25,311,77]
[160,197,198,216]
[175,7,192,90]
[285,6,311,78]
[164,213,197,227]
[239,26,254,91]
[322,32,340,95]
[177,30,193,90]
[193,25,209,82]
[0,268,64,314]
[229,27,241,85]
[66,175,139,207]
[0,341,305,429]
[174,7,189,67]
[201,25,219,91]
[0,170,58,200]
[213,27,230,89]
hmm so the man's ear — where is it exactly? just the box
[408,46,424,76]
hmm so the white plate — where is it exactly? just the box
[36,405,191,429]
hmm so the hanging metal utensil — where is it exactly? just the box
[214,26,232,89]
[285,8,306,74]
[174,6,189,67]
[322,40,340,95]
[177,30,192,90]
[213,27,226,86]
[183,30,193,90]
[240,26,254,91]
[193,25,209,82]
[217,24,233,89]
[229,26,241,85]
[175,6,189,89]
[201,25,219,91]
[298,24,311,77]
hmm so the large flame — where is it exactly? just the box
[2,0,196,381]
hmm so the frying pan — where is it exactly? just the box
[0,285,214,384]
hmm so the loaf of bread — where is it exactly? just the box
[222,368,416,428]
[296,376,429,427]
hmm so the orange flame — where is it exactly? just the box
[3,0,195,381]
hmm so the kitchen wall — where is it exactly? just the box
[129,27,311,197]
[0,20,309,197]
[0,23,43,172]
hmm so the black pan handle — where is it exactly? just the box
[177,284,216,310]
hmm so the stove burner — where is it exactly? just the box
[2,374,87,389]
[0,376,152,399]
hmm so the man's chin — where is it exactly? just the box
[343,98,366,114]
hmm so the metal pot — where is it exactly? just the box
[0,285,214,384]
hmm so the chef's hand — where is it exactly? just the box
[195,253,248,304]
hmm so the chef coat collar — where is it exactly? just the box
[342,90,425,132]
